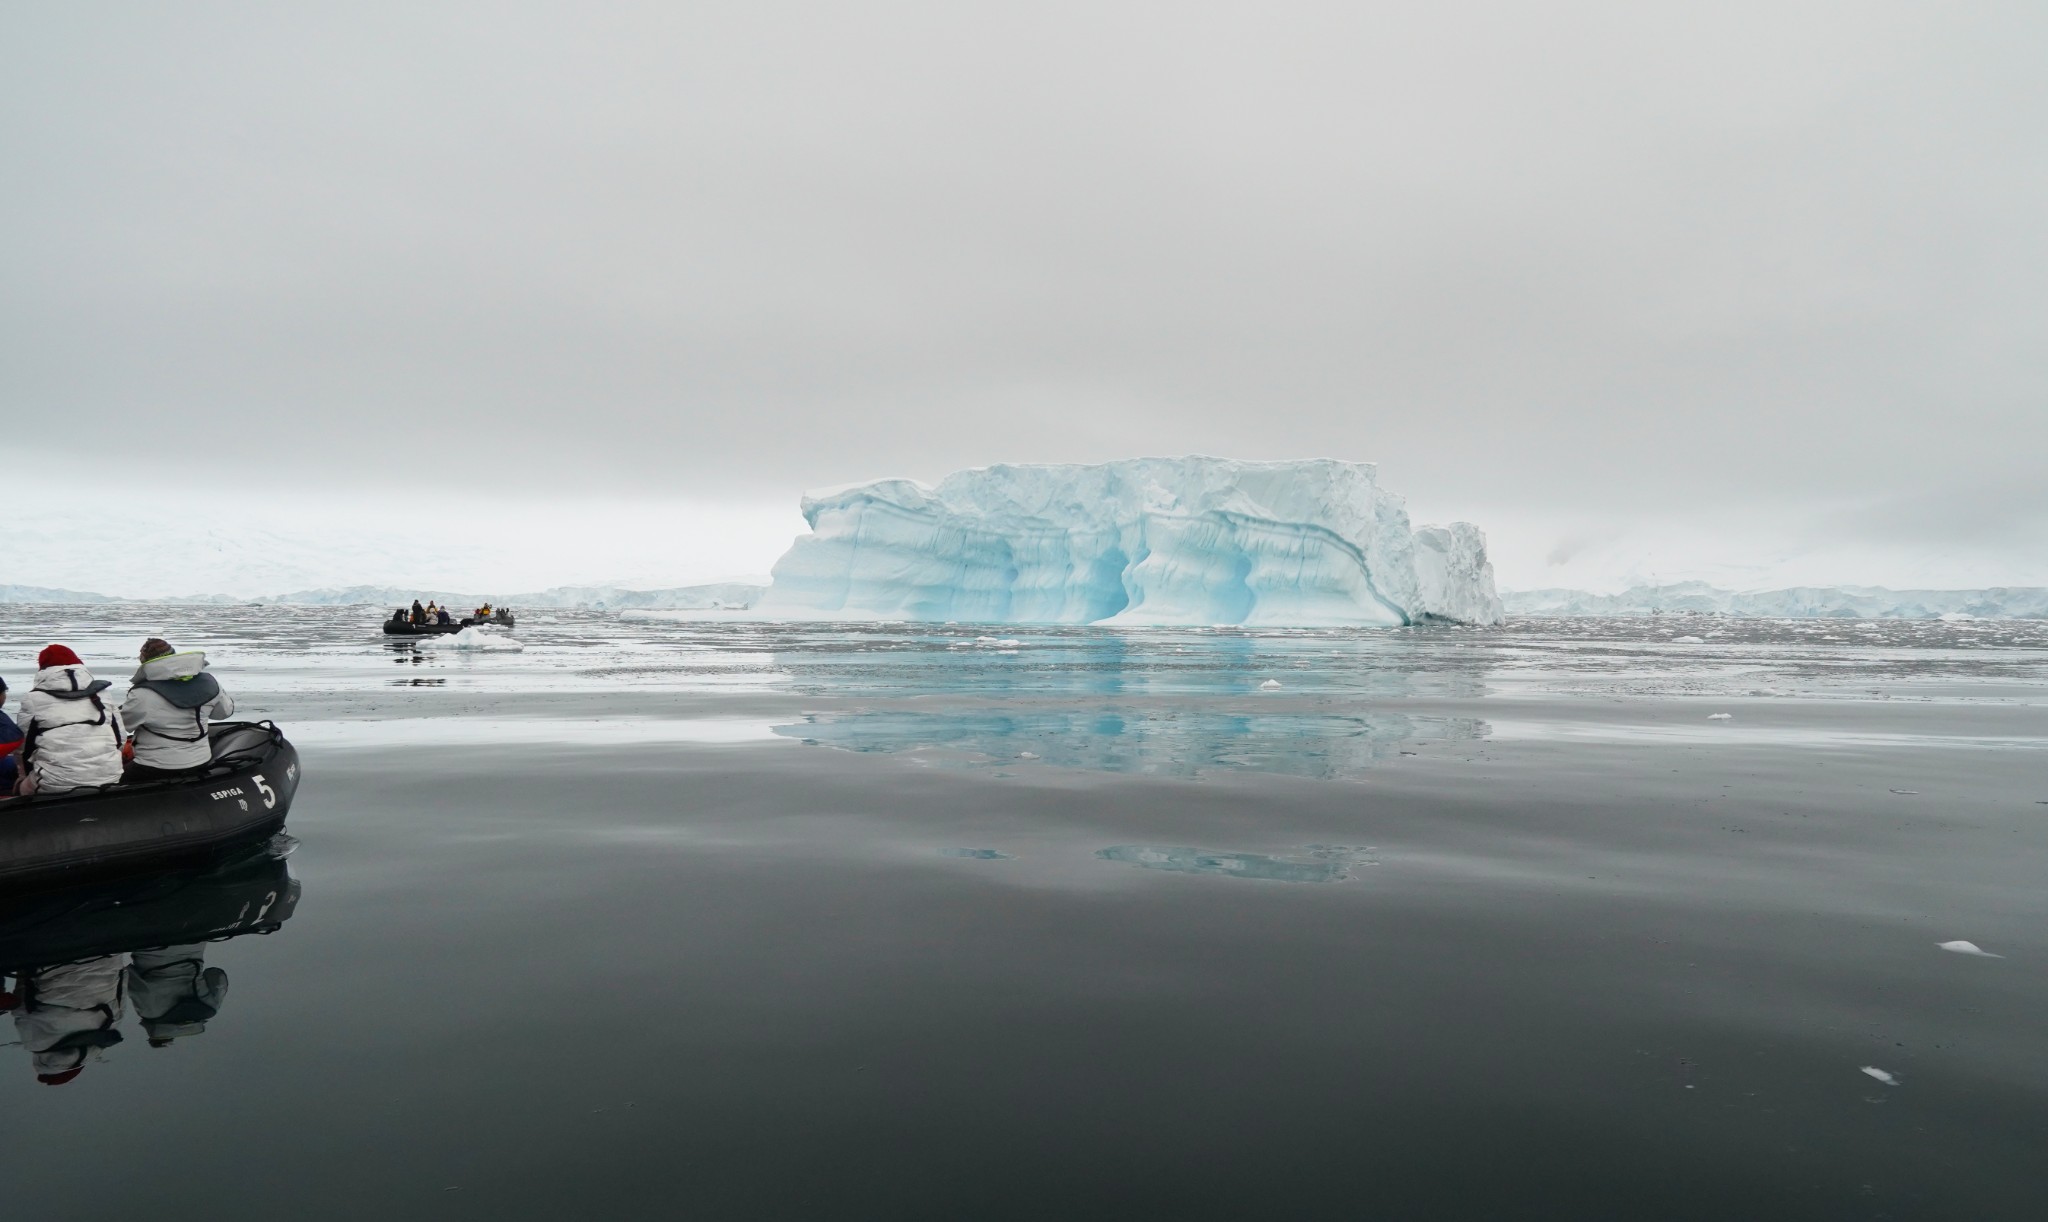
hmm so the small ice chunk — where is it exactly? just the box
[1937,940,2003,958]
[1259,679,1283,690]
[1707,713,1733,720]
[419,627,525,653]
[1888,789,1918,795]
[1671,635,1705,644]
[1860,1066,1900,1086]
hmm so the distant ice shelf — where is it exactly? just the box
[755,457,1503,626]
[1502,582,2048,620]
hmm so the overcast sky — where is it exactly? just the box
[5,2,2044,594]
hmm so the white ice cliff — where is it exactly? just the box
[1500,583,2048,620]
[756,458,1503,626]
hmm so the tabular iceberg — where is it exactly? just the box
[757,458,1502,626]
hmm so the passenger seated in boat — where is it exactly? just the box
[437,607,453,625]
[0,675,21,793]
[13,645,126,796]
[120,638,236,783]
[411,599,427,625]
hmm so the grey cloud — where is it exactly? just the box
[3,1,2044,525]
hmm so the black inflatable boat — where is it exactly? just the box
[383,610,516,635]
[0,722,300,886]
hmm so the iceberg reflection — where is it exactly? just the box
[777,709,1486,780]
[1096,844,1378,883]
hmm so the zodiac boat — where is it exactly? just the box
[0,722,300,886]
[383,609,516,635]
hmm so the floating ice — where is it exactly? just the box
[1260,679,1284,690]
[418,626,525,653]
[1707,713,1733,720]
[757,458,1502,627]
[1096,844,1377,883]
[1936,940,2002,957]
[1860,1066,1900,1086]
[1888,788,1919,795]
[1670,635,1705,644]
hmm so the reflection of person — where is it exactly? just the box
[6,956,126,1085]
[121,638,237,782]
[126,945,229,1047]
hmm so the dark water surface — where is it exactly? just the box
[2,607,2045,1218]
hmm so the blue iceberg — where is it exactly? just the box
[758,457,1502,626]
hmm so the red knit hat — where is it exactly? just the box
[38,644,83,669]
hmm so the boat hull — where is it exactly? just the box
[383,615,516,635]
[0,722,300,887]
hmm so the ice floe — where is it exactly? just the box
[1936,940,2002,957]
[419,626,525,652]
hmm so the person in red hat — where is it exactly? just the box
[12,644,127,795]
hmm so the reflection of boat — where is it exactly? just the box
[0,722,300,886]
[0,847,300,969]
[383,609,517,635]
[1,843,301,1082]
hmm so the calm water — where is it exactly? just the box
[2,606,2045,1218]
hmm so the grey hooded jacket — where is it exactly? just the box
[121,651,236,771]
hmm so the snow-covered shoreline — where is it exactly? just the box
[1502,582,2048,620]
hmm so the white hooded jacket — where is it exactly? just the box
[14,663,126,791]
[121,651,236,771]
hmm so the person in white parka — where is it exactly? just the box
[13,643,127,795]
[120,637,236,781]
